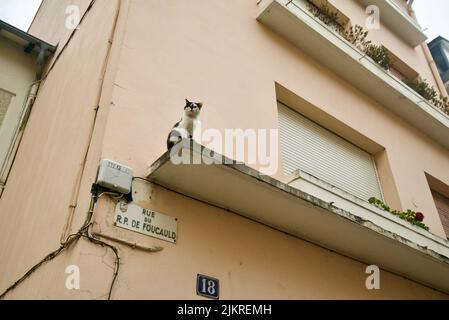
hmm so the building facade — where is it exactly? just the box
[0,0,449,299]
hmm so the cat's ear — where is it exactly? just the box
[197,102,203,109]
[185,99,191,105]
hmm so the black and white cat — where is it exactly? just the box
[166,99,203,149]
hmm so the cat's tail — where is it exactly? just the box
[167,131,182,150]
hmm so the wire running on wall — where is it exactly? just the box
[0,192,120,300]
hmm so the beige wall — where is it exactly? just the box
[4,184,449,300]
[0,0,448,299]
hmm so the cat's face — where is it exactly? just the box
[184,99,203,116]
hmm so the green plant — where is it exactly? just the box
[343,25,370,50]
[364,44,391,70]
[368,197,429,231]
[305,1,391,70]
[405,79,438,101]
[306,1,343,34]
[405,79,449,116]
[305,0,449,113]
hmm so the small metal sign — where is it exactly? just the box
[196,274,219,300]
[114,202,177,244]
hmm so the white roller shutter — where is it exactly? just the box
[278,102,383,201]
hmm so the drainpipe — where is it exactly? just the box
[407,0,448,98]
[36,45,52,80]
[0,81,41,197]
[0,44,53,197]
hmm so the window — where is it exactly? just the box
[432,47,448,74]
[277,101,383,201]
[431,190,449,239]
[0,88,18,192]
[0,88,15,129]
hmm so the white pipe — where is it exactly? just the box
[60,0,123,242]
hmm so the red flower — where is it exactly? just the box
[416,212,425,222]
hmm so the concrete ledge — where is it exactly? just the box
[285,169,449,255]
[147,140,449,293]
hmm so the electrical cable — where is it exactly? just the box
[0,192,121,300]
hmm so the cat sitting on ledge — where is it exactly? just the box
[167,99,203,150]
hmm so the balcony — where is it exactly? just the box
[357,0,427,47]
[256,0,449,149]
[147,140,449,293]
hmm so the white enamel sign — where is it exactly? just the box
[114,202,178,244]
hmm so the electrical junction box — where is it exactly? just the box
[96,159,133,194]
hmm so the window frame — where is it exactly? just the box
[0,88,16,128]
[277,101,384,202]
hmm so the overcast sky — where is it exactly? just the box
[413,0,449,41]
[0,0,447,40]
[0,0,42,31]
